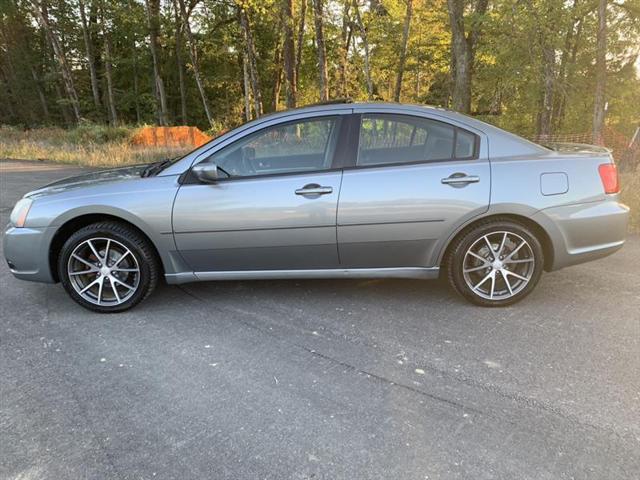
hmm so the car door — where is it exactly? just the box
[337,111,490,268]
[173,113,347,273]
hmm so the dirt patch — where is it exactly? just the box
[131,126,212,148]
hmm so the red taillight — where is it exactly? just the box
[598,163,619,194]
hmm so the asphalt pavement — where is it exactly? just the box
[1,160,639,479]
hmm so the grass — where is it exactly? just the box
[0,124,190,168]
[1,124,637,233]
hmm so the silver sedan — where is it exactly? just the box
[4,103,630,312]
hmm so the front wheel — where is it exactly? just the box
[446,219,544,307]
[58,221,159,313]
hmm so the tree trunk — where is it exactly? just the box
[272,33,283,111]
[447,0,471,112]
[537,44,555,137]
[393,0,413,102]
[145,0,169,125]
[31,0,81,123]
[78,0,102,113]
[339,1,351,98]
[30,65,50,120]
[295,0,307,93]
[178,0,214,126]
[592,0,607,145]
[239,7,263,117]
[352,0,373,99]
[172,0,188,124]
[446,0,489,113]
[282,0,297,108]
[103,31,118,126]
[242,52,252,121]
[312,0,329,101]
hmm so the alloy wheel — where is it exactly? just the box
[462,231,536,301]
[67,237,140,306]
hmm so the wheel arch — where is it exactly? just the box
[438,213,554,272]
[48,213,164,282]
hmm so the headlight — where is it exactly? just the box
[10,198,33,228]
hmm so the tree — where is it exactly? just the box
[239,4,263,116]
[78,0,102,114]
[312,0,329,101]
[352,0,373,99]
[446,0,489,113]
[177,0,213,126]
[29,0,81,123]
[172,0,188,123]
[394,0,413,102]
[145,0,169,125]
[593,0,607,144]
[281,0,297,108]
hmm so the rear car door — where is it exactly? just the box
[173,113,348,273]
[337,110,490,268]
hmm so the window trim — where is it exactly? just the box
[351,113,480,170]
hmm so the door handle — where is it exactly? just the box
[295,185,333,196]
[441,173,480,186]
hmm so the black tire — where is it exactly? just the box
[445,218,544,307]
[58,221,159,313]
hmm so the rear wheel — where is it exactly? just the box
[58,221,159,312]
[446,219,544,307]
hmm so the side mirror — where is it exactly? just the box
[192,163,219,183]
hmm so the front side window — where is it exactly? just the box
[205,116,341,177]
[357,114,477,166]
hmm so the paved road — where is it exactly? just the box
[1,160,639,480]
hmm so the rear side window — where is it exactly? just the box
[356,114,477,166]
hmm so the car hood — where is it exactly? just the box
[26,164,147,199]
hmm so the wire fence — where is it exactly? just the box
[531,127,640,172]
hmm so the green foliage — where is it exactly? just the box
[0,0,639,140]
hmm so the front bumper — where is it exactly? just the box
[532,199,630,271]
[3,225,56,283]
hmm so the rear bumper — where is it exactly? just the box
[3,225,56,283]
[533,199,629,270]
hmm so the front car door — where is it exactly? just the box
[337,109,490,269]
[172,112,349,275]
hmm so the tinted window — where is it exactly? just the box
[206,117,340,177]
[357,114,476,166]
[455,129,476,158]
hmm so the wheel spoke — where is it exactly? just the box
[473,271,493,291]
[69,269,97,276]
[503,270,529,282]
[79,277,101,294]
[500,269,514,295]
[71,253,97,269]
[503,258,534,264]
[104,239,111,264]
[489,272,496,299]
[112,267,138,273]
[505,241,526,261]
[87,240,102,262]
[467,251,490,264]
[483,235,494,254]
[111,276,135,291]
[109,277,121,303]
[112,250,131,268]
[497,232,508,257]
[463,264,487,273]
[96,277,104,305]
